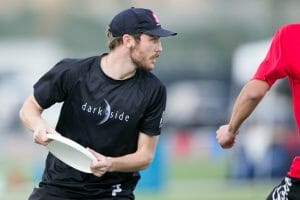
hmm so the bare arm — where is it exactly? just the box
[88,132,159,177]
[216,80,270,148]
[19,95,44,131]
[229,80,270,133]
[19,95,56,145]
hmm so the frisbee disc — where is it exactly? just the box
[46,134,96,173]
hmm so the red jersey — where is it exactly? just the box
[253,23,300,178]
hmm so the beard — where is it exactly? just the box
[129,46,156,71]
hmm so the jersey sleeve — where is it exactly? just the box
[33,59,75,109]
[139,84,167,136]
[252,26,289,87]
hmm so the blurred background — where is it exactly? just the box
[1,0,300,199]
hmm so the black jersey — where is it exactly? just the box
[33,54,166,198]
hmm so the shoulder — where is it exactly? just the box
[276,23,300,36]
[269,23,300,49]
[58,56,98,71]
[51,56,98,79]
[279,23,300,31]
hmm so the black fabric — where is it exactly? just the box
[32,54,166,198]
[28,186,134,200]
[266,176,300,200]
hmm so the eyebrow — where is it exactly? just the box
[149,35,160,40]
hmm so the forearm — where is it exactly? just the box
[228,80,269,133]
[88,132,159,176]
[108,150,154,172]
[228,93,261,133]
[107,134,158,173]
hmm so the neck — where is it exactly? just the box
[100,50,137,80]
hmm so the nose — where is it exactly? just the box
[157,41,163,52]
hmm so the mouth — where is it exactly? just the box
[151,57,158,64]
[147,54,160,65]
[151,54,160,61]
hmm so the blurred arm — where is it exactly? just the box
[216,80,270,148]
[228,79,270,133]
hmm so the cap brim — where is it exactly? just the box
[144,27,177,37]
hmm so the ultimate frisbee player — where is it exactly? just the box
[20,7,176,200]
[217,23,300,199]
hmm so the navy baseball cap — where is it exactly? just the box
[109,7,177,37]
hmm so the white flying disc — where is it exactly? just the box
[46,134,97,173]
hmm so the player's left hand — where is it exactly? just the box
[87,148,112,177]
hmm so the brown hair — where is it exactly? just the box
[106,28,142,51]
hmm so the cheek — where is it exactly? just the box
[133,47,149,59]
[137,42,153,53]
[131,43,155,62]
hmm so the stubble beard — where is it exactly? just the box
[130,46,154,71]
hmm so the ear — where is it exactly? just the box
[122,34,135,48]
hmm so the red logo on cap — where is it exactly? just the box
[152,12,160,26]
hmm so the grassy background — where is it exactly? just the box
[136,159,276,200]
[136,181,275,200]
[0,159,277,200]
[0,181,276,200]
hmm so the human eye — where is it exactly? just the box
[150,36,160,43]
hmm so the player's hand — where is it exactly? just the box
[87,148,112,177]
[33,119,56,146]
[216,124,238,149]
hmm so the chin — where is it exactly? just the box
[140,64,154,71]
[146,65,155,71]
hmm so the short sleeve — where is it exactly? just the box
[139,85,167,136]
[33,59,74,109]
[253,26,289,87]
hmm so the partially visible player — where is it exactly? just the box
[19,7,176,200]
[216,23,300,199]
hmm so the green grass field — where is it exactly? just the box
[0,159,277,200]
[135,159,276,200]
[1,179,276,200]
[136,180,275,200]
